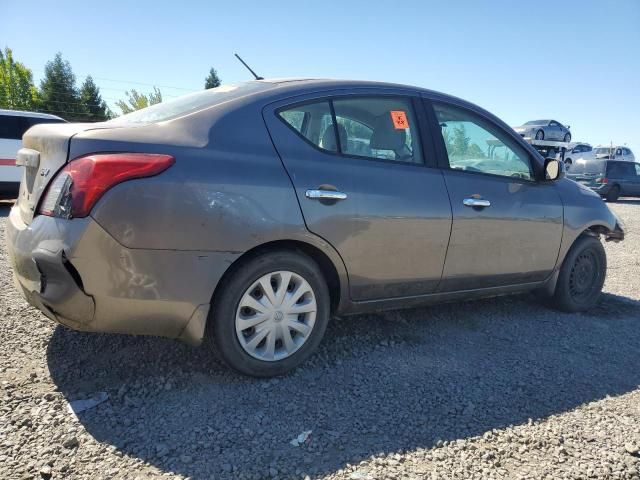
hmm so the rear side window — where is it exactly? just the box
[0,115,65,140]
[0,114,26,139]
[278,101,337,152]
[607,162,634,177]
[278,96,423,164]
[333,97,422,163]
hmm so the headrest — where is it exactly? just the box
[321,123,348,151]
[370,114,406,151]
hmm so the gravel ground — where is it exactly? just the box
[1,199,639,480]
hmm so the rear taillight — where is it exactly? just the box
[596,177,608,184]
[39,153,174,218]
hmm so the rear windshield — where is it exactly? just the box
[524,120,547,125]
[107,82,271,125]
[568,159,606,175]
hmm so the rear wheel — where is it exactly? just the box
[210,250,330,377]
[535,130,545,140]
[605,185,620,202]
[549,235,606,312]
[564,132,571,142]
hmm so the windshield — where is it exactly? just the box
[568,159,606,175]
[524,120,548,125]
[594,147,613,155]
[107,82,271,125]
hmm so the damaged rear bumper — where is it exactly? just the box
[6,206,239,345]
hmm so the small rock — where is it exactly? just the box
[61,435,79,449]
[39,465,52,479]
[624,443,639,456]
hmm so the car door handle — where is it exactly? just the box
[305,189,348,201]
[463,198,491,208]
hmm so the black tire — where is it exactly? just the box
[535,129,544,140]
[550,235,606,312]
[605,185,620,202]
[565,158,572,168]
[564,132,571,142]
[210,250,330,377]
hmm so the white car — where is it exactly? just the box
[1,109,66,199]
[593,145,635,162]
[558,143,593,167]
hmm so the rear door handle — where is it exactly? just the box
[463,198,491,208]
[305,189,348,201]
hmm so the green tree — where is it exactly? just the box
[451,124,471,158]
[467,143,486,159]
[0,47,39,110]
[39,52,81,120]
[115,87,162,114]
[78,75,111,122]
[204,67,221,89]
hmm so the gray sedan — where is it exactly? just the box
[6,79,624,376]
[514,119,572,141]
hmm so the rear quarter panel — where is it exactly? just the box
[73,96,349,310]
[80,99,306,252]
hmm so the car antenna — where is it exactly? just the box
[234,53,264,80]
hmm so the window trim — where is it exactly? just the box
[274,94,430,167]
[425,99,539,183]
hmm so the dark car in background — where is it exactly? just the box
[6,79,624,377]
[568,159,640,201]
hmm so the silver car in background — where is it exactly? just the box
[514,119,572,142]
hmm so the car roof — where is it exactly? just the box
[253,77,468,102]
[0,109,65,121]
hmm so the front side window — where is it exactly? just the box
[434,103,533,180]
[634,164,640,176]
[278,96,423,163]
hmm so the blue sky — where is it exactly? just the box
[2,0,639,153]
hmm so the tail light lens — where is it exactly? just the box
[39,153,174,218]
[596,177,608,184]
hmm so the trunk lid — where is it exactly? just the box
[16,123,110,224]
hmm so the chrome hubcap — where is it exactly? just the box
[235,271,317,361]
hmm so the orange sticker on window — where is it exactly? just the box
[390,110,409,129]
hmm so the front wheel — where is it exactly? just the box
[550,235,606,312]
[210,250,330,377]
[564,132,571,142]
[535,130,545,140]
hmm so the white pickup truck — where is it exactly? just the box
[1,109,65,199]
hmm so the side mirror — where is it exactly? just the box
[544,158,565,181]
[566,125,571,129]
